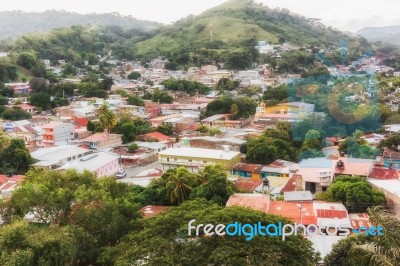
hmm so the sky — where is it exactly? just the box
[0,0,399,32]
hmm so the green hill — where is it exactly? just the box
[134,0,360,68]
[0,10,160,39]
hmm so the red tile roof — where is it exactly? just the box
[226,194,269,212]
[233,163,263,173]
[316,209,348,219]
[141,205,169,218]
[267,201,317,225]
[234,179,262,192]
[349,213,373,229]
[142,132,172,142]
[369,167,399,180]
[74,117,89,127]
[83,133,107,142]
[280,176,297,193]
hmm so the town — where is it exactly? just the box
[0,0,400,265]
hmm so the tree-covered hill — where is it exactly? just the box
[9,25,156,64]
[0,10,160,39]
[134,0,366,67]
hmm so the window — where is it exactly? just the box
[203,161,207,164]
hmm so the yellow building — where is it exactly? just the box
[158,147,241,173]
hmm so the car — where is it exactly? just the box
[115,170,127,179]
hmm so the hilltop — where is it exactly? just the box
[0,10,160,39]
[134,0,362,66]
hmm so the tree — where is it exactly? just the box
[61,63,77,76]
[152,89,173,103]
[190,165,236,205]
[0,135,32,173]
[87,120,96,132]
[100,77,113,91]
[103,199,320,266]
[319,176,385,213]
[29,77,49,93]
[350,207,400,266]
[30,92,51,110]
[17,52,37,69]
[165,167,199,205]
[0,169,143,265]
[1,107,32,121]
[324,235,370,266]
[230,103,239,120]
[99,104,117,133]
[156,123,174,136]
[128,143,139,153]
[128,95,144,106]
[196,124,208,134]
[128,71,141,80]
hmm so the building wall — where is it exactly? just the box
[95,159,119,177]
[159,153,241,172]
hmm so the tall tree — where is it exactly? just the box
[98,104,117,133]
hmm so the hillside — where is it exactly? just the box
[7,25,156,64]
[0,10,160,39]
[357,26,400,45]
[134,0,361,66]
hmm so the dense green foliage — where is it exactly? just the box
[206,95,257,118]
[1,106,32,121]
[245,122,299,164]
[103,199,320,266]
[134,0,368,69]
[162,79,211,95]
[11,25,156,65]
[0,169,143,265]
[0,133,33,174]
[0,10,160,39]
[139,165,236,206]
[317,176,385,213]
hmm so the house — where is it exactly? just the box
[201,114,244,128]
[58,152,119,177]
[369,167,399,180]
[294,166,333,194]
[7,103,36,114]
[41,122,74,147]
[158,147,241,173]
[226,193,269,212]
[83,133,122,149]
[0,174,25,198]
[314,201,352,229]
[333,158,374,177]
[137,132,173,142]
[232,163,263,180]
[382,148,400,169]
[5,82,31,94]
[134,141,168,153]
[31,145,92,169]
[260,159,298,178]
[233,179,264,193]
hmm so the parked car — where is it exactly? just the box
[115,170,127,179]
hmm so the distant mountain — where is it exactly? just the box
[357,26,400,45]
[0,10,161,39]
[134,0,363,66]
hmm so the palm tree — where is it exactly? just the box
[350,206,400,266]
[98,104,117,133]
[166,167,194,205]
